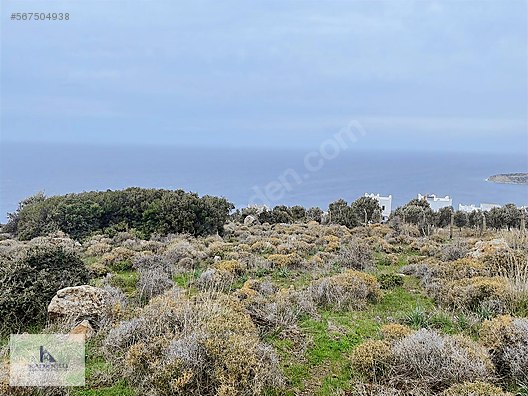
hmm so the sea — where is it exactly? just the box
[1,142,527,222]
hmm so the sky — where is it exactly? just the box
[1,0,527,153]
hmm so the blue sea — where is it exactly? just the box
[1,142,527,222]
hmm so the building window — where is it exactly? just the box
[381,206,385,210]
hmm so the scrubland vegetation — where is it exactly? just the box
[1,188,527,395]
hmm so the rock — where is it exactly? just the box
[469,238,508,258]
[48,285,111,325]
[244,215,259,226]
[69,319,94,340]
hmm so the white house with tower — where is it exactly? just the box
[458,203,501,213]
[365,193,392,221]
[417,194,452,212]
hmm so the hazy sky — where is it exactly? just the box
[1,0,527,152]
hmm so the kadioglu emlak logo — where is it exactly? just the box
[9,334,85,386]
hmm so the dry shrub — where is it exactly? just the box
[195,268,235,292]
[178,257,195,269]
[439,276,510,313]
[378,254,399,266]
[410,239,441,257]
[349,382,406,396]
[163,239,202,263]
[438,258,487,280]
[401,258,443,291]
[137,266,175,302]
[482,250,528,312]
[441,381,512,396]
[390,329,494,392]
[243,287,316,332]
[101,247,135,271]
[102,290,283,395]
[380,324,412,341]
[406,255,427,265]
[500,229,528,251]
[245,254,273,272]
[309,270,381,310]
[206,240,234,259]
[350,340,393,381]
[85,241,113,256]
[133,253,169,271]
[323,235,340,252]
[439,240,469,261]
[267,253,303,268]
[336,238,373,270]
[370,236,398,253]
[0,239,23,261]
[87,260,111,277]
[214,259,245,275]
[479,315,528,385]
[483,249,528,277]
[234,278,260,299]
[250,240,275,254]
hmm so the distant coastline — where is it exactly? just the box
[487,173,528,185]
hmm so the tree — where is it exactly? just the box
[328,199,358,228]
[502,203,521,230]
[437,206,454,228]
[468,210,484,229]
[394,198,433,235]
[306,207,323,223]
[453,211,468,230]
[5,188,234,240]
[350,197,381,224]
[290,206,307,222]
[271,205,293,224]
[486,207,506,230]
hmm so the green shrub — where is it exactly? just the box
[377,273,404,289]
[0,238,90,335]
[5,188,234,240]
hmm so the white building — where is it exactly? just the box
[458,204,479,213]
[459,203,501,213]
[480,203,501,211]
[418,194,452,212]
[365,193,392,221]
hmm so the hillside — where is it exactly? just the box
[488,173,528,184]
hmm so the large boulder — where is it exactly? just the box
[70,319,94,340]
[48,285,111,325]
[469,238,508,258]
[244,215,259,226]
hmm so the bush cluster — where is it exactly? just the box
[479,315,528,385]
[0,237,91,335]
[102,289,283,395]
[351,329,495,394]
[5,188,233,240]
[309,270,381,310]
